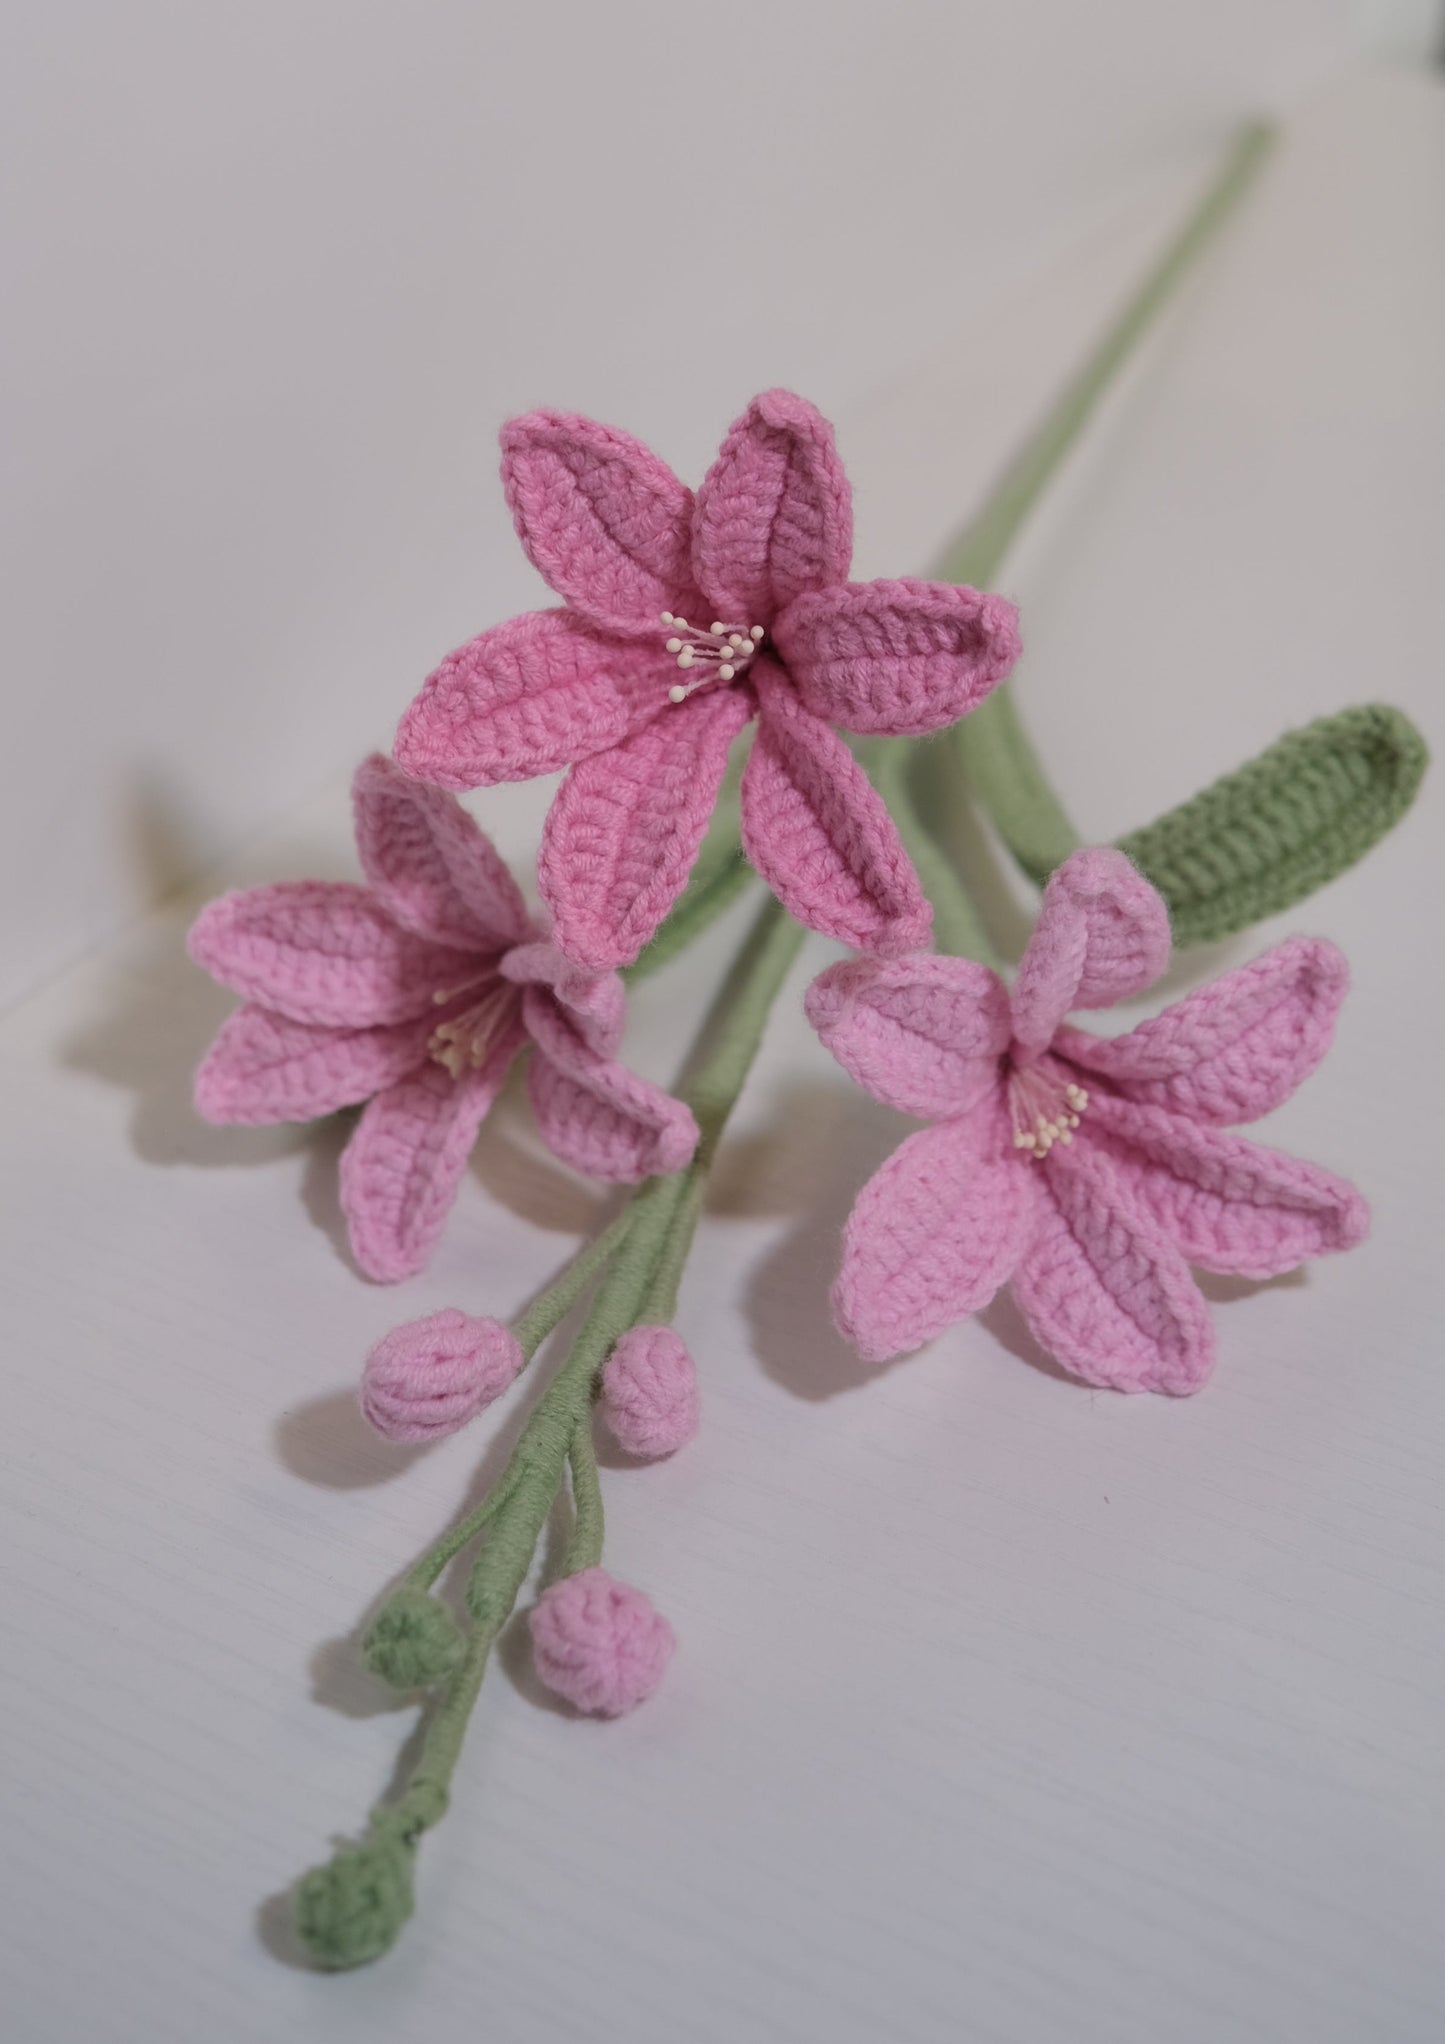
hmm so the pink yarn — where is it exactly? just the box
[361,1309,523,1443]
[529,1567,674,1716]
[189,754,698,1282]
[393,389,1022,970]
[600,1327,700,1458]
[807,847,1369,1394]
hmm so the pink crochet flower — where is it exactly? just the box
[393,389,1021,970]
[529,1567,674,1716]
[807,848,1368,1392]
[189,754,698,1281]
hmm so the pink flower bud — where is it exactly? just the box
[600,1326,699,1458]
[360,1310,523,1444]
[529,1567,674,1716]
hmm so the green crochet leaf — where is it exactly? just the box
[1116,703,1427,947]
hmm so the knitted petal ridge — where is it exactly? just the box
[804,954,1011,1119]
[352,753,531,952]
[692,389,853,624]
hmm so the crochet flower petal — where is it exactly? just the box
[188,885,476,1028]
[1012,1141,1215,1394]
[500,940,625,1058]
[741,663,930,955]
[393,610,664,791]
[833,1106,1034,1362]
[339,1039,522,1282]
[538,684,751,971]
[805,953,1011,1118]
[1086,1094,1369,1278]
[692,389,852,624]
[194,1006,433,1125]
[1010,848,1171,1053]
[523,986,699,1183]
[773,578,1021,737]
[1057,937,1350,1127]
[499,410,696,634]
[352,753,531,953]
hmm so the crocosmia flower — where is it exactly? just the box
[807,848,1368,1392]
[189,755,698,1281]
[393,389,1021,969]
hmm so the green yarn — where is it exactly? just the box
[560,1420,606,1578]
[294,1828,416,1971]
[1117,702,1428,946]
[362,1588,466,1691]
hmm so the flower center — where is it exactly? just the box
[427,970,522,1079]
[1006,1055,1088,1160]
[659,611,764,703]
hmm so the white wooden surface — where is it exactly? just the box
[2,68,1442,2044]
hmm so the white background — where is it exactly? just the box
[3,10,1444,2044]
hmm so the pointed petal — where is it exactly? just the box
[1086,1094,1369,1278]
[193,1006,433,1125]
[339,1038,520,1282]
[1012,1141,1215,1394]
[1011,849,1171,1053]
[187,884,476,1027]
[524,987,698,1182]
[500,940,625,1058]
[692,389,852,623]
[805,953,1010,1117]
[741,664,930,955]
[352,753,530,952]
[833,1105,1034,1362]
[394,609,665,791]
[1057,937,1350,1126]
[538,685,750,970]
[499,409,695,633]
[774,578,1020,736]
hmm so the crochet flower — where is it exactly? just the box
[393,389,1021,970]
[189,755,698,1281]
[807,848,1368,1391]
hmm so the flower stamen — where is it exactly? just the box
[659,612,764,704]
[1007,1061,1088,1160]
[428,977,521,1080]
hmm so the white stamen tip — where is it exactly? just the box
[718,664,735,680]
[750,624,764,638]
[665,637,682,653]
[711,622,725,636]
[668,684,687,704]
[660,611,674,625]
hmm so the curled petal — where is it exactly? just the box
[524,986,698,1181]
[194,1006,432,1125]
[500,410,696,633]
[188,884,474,1028]
[1086,1094,1369,1278]
[500,940,625,1059]
[339,1039,521,1281]
[538,684,750,970]
[741,664,930,956]
[1058,937,1350,1127]
[394,610,663,791]
[692,388,852,623]
[1011,849,1171,1052]
[774,578,1020,736]
[1012,1141,1215,1394]
[805,953,1010,1118]
[352,753,530,952]
[833,1105,1034,1362]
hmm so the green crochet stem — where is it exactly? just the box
[294,895,804,1970]
[942,120,1275,868]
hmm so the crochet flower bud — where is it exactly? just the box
[362,1587,466,1689]
[600,1325,700,1458]
[294,1830,415,1970]
[361,1309,523,1444]
[529,1566,674,1717]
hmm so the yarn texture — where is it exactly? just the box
[529,1567,674,1716]
[294,1830,416,1970]
[362,1588,466,1689]
[189,754,697,1281]
[393,388,1021,970]
[361,1310,523,1443]
[807,847,1368,1391]
[600,1326,700,1458]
